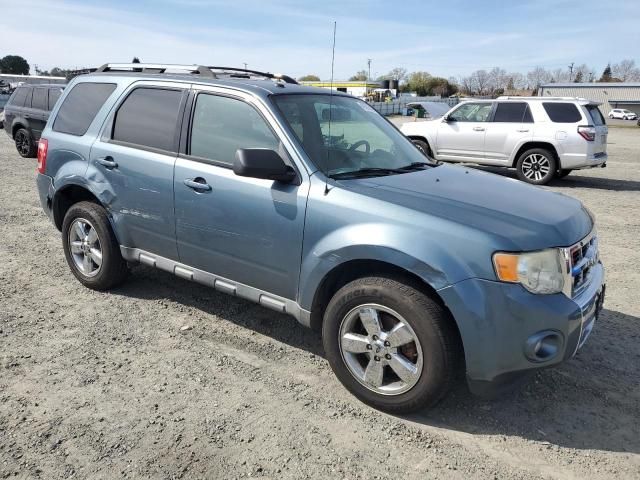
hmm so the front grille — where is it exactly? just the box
[569,233,598,297]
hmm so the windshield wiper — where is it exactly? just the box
[328,167,405,179]
[397,162,431,171]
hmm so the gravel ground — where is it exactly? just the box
[1,127,639,479]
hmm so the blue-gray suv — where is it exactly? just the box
[35,63,605,413]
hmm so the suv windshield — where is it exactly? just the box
[273,94,432,178]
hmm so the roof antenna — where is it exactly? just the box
[324,21,337,196]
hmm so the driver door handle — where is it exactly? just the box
[96,156,118,168]
[184,178,212,192]
[472,126,485,132]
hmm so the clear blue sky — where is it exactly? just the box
[2,0,639,79]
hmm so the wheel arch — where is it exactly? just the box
[52,183,106,232]
[11,122,27,138]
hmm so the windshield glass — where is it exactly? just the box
[272,94,433,177]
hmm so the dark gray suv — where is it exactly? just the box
[34,63,605,413]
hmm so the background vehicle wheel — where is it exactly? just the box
[516,148,557,185]
[557,169,572,178]
[322,276,460,413]
[14,128,36,158]
[411,139,432,157]
[62,201,128,290]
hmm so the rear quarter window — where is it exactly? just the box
[53,82,116,136]
[585,105,605,126]
[10,87,29,107]
[542,102,582,123]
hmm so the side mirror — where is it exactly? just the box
[233,149,297,184]
[443,115,453,122]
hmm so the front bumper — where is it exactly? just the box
[438,262,605,396]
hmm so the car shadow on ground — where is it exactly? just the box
[114,267,639,455]
[472,165,640,192]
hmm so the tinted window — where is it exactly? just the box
[32,88,48,111]
[543,102,582,123]
[48,88,62,110]
[53,83,116,136]
[24,88,33,108]
[190,94,280,164]
[9,87,28,107]
[493,102,533,123]
[586,105,605,126]
[448,103,493,122]
[112,88,183,152]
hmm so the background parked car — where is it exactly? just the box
[608,108,637,120]
[3,84,65,157]
[406,101,451,120]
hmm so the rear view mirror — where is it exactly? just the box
[233,149,298,184]
[321,107,351,121]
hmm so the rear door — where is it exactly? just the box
[89,82,188,260]
[29,87,49,139]
[484,102,533,165]
[435,102,493,162]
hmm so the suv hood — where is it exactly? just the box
[339,165,592,251]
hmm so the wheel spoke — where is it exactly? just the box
[359,307,381,337]
[385,323,415,348]
[82,254,93,273]
[341,333,370,353]
[524,169,534,179]
[388,353,419,383]
[363,358,384,387]
[74,222,86,240]
[89,248,102,267]
[70,241,83,254]
[86,228,98,245]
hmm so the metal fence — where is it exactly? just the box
[370,96,460,116]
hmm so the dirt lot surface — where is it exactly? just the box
[1,127,639,479]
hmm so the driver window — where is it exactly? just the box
[449,103,493,122]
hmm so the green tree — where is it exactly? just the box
[405,71,431,96]
[0,55,30,74]
[298,74,320,81]
[348,70,368,81]
[574,70,583,83]
[132,57,141,63]
[599,64,612,82]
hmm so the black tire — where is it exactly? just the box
[557,169,572,179]
[322,276,460,413]
[411,139,432,157]
[515,148,557,185]
[14,128,36,158]
[62,201,128,290]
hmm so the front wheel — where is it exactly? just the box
[322,277,460,413]
[411,139,432,157]
[516,148,557,185]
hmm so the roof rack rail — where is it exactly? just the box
[496,95,589,101]
[94,63,299,84]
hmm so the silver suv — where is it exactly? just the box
[401,97,608,185]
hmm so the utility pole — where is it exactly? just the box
[568,62,574,82]
[367,58,371,81]
[243,62,248,70]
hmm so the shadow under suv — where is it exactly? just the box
[35,63,605,413]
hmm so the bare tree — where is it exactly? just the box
[458,75,474,95]
[573,64,595,83]
[527,66,551,90]
[385,67,408,82]
[472,70,491,95]
[550,68,569,83]
[506,72,526,90]
[488,67,508,94]
[611,59,640,81]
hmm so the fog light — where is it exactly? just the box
[525,331,563,362]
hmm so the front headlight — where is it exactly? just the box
[493,249,565,294]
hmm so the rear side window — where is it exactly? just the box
[542,102,582,123]
[189,93,280,165]
[48,88,62,110]
[32,88,48,111]
[9,87,28,107]
[585,105,605,126]
[53,83,116,136]
[493,102,533,123]
[112,88,183,152]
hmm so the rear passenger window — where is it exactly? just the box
[189,94,280,165]
[32,88,48,111]
[23,88,33,108]
[53,83,116,136]
[493,103,533,123]
[112,88,183,152]
[543,103,582,123]
[9,87,28,107]
[48,88,62,110]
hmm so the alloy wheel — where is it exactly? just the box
[338,304,423,395]
[521,153,551,182]
[15,131,30,156]
[68,218,103,277]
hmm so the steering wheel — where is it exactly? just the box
[349,140,370,154]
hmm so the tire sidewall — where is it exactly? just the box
[412,139,431,157]
[15,128,35,158]
[516,148,557,185]
[322,278,452,411]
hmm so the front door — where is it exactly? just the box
[435,102,493,162]
[174,90,308,300]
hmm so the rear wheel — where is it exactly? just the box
[322,276,459,413]
[14,128,36,158]
[557,169,572,178]
[516,148,557,185]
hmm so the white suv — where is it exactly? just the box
[608,108,637,120]
[401,97,608,185]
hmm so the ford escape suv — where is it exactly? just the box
[401,97,608,185]
[35,64,605,413]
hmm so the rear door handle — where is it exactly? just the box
[472,127,485,131]
[184,178,212,192]
[96,156,118,169]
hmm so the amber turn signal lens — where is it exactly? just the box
[493,253,519,282]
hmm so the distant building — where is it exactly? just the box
[538,82,640,116]
[299,80,381,98]
[0,73,66,87]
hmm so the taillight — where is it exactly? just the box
[37,139,48,173]
[577,125,596,141]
